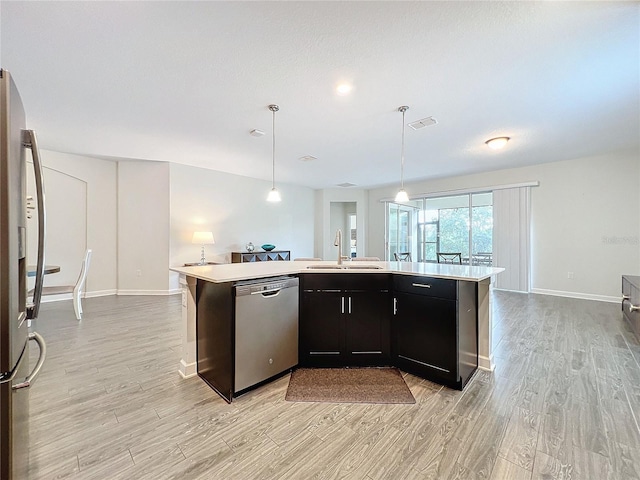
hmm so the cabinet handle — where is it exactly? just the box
[622,294,630,301]
[341,296,345,314]
[348,297,352,314]
[412,283,431,289]
[393,297,397,315]
[630,303,640,313]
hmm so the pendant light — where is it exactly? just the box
[395,106,410,203]
[266,104,281,202]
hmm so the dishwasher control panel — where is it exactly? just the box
[234,276,299,297]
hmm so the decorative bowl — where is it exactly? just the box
[261,244,276,251]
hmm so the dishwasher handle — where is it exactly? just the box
[251,289,282,298]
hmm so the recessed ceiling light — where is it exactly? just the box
[299,155,317,162]
[249,129,265,137]
[336,84,352,96]
[337,182,357,188]
[485,136,510,149]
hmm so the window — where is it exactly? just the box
[387,192,493,265]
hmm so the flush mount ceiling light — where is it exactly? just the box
[299,155,317,162]
[249,129,265,137]
[395,106,410,203]
[266,104,281,202]
[485,136,510,150]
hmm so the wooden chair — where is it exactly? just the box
[437,252,462,264]
[30,249,92,320]
[352,257,381,261]
[394,252,412,261]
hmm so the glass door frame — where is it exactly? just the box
[386,191,493,265]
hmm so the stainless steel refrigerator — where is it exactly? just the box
[0,69,47,479]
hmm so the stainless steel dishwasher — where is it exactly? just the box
[234,276,299,393]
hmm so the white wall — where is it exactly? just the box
[30,150,117,296]
[329,202,358,259]
[315,188,369,260]
[27,152,315,296]
[168,163,315,290]
[117,161,171,293]
[368,150,640,300]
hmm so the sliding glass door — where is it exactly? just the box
[387,202,418,261]
[387,192,492,264]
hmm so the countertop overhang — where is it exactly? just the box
[170,260,504,283]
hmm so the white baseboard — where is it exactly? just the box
[41,289,181,301]
[86,289,117,298]
[478,354,495,372]
[39,289,116,303]
[530,288,619,303]
[179,360,197,379]
[116,289,181,296]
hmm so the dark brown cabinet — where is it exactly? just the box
[299,274,391,367]
[299,290,345,366]
[231,250,290,263]
[392,275,477,389]
[393,292,458,380]
[345,290,390,365]
[623,275,640,340]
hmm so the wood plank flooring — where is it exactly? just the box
[26,291,640,479]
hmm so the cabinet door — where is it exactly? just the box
[299,291,345,366]
[346,291,391,365]
[393,292,457,382]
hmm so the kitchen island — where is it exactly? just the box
[171,260,504,401]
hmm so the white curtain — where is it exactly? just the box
[492,187,531,292]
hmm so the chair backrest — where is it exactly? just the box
[74,249,92,294]
[437,252,462,264]
[352,257,381,261]
[394,252,412,261]
[293,257,322,261]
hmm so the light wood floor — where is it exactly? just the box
[27,291,640,479]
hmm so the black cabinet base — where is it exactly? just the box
[395,355,477,390]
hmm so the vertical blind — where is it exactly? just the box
[492,187,531,292]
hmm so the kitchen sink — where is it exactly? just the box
[306,264,383,270]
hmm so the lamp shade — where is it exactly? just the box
[192,231,215,245]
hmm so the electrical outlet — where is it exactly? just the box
[136,269,142,277]
[567,272,574,279]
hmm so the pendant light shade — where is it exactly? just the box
[395,189,409,202]
[395,106,409,203]
[267,188,281,202]
[267,104,281,202]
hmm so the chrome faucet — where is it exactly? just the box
[334,229,348,265]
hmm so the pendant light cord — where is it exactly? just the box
[272,108,276,188]
[400,109,405,190]
[398,106,409,191]
[269,104,279,189]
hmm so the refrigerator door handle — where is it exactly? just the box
[12,332,47,390]
[23,129,46,320]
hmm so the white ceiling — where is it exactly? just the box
[1,1,638,190]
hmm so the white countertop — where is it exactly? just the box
[170,260,504,283]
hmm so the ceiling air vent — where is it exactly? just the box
[408,116,437,130]
[337,182,357,188]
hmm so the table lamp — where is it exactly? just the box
[192,231,215,265]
